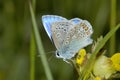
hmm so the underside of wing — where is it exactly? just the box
[61,20,93,58]
[42,15,67,40]
[51,21,75,49]
[63,20,93,45]
[60,37,93,59]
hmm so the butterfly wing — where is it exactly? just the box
[42,15,67,40]
[60,20,93,59]
[70,18,82,24]
[51,21,75,50]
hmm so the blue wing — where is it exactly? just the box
[70,18,82,24]
[42,15,67,40]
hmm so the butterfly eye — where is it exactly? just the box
[56,51,60,57]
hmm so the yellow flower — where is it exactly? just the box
[93,55,116,79]
[95,77,101,80]
[76,49,86,65]
[110,53,120,71]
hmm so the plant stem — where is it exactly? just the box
[30,32,36,80]
[110,0,116,55]
[29,3,53,80]
[30,0,36,80]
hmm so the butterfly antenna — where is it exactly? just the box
[48,54,55,62]
[38,51,55,57]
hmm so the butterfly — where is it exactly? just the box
[42,15,93,61]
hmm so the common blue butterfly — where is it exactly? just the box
[42,15,93,61]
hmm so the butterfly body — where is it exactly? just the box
[42,15,93,61]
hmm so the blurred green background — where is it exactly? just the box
[0,0,120,80]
